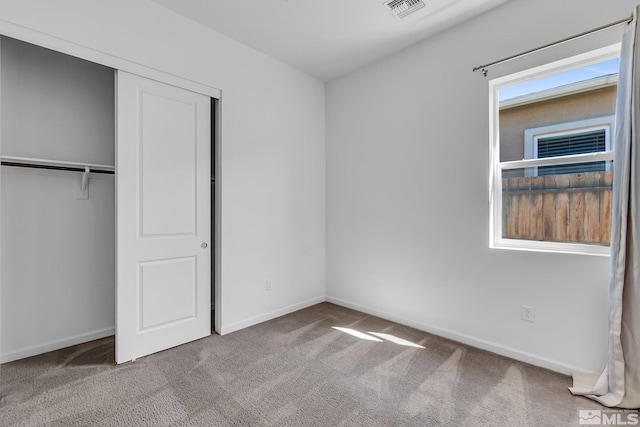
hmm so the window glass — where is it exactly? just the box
[500,161,613,246]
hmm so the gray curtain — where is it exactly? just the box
[570,6,640,408]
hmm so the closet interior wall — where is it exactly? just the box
[0,37,116,363]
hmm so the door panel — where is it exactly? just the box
[116,71,210,364]
[139,91,197,237]
[138,257,196,331]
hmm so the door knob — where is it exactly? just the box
[201,242,208,249]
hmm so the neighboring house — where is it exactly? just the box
[499,74,617,164]
[498,75,617,245]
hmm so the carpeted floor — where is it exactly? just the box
[0,302,606,426]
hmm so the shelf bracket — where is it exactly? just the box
[77,166,90,200]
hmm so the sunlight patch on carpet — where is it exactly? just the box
[332,327,425,348]
[332,327,384,342]
[367,332,425,348]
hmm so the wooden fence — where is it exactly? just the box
[502,171,612,245]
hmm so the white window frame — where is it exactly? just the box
[489,44,620,256]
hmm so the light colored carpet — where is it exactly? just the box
[0,302,603,426]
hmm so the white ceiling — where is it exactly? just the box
[152,0,512,82]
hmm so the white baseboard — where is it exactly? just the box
[326,296,594,376]
[219,296,326,335]
[1,327,115,364]
[1,299,594,375]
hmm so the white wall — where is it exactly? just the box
[0,0,326,353]
[326,0,636,374]
[1,37,115,164]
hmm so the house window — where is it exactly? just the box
[523,116,614,177]
[489,46,619,256]
[537,129,606,174]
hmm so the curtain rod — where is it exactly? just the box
[472,14,634,76]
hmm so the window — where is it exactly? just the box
[523,116,614,177]
[489,45,619,256]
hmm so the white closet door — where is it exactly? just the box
[116,71,210,364]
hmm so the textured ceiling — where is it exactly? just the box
[152,0,512,81]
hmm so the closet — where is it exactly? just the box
[0,36,216,364]
[1,37,115,362]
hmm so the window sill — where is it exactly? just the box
[490,238,610,257]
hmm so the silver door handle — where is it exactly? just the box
[201,242,208,249]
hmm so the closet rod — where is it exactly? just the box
[1,161,114,175]
[472,14,634,76]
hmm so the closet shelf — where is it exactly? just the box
[0,156,115,175]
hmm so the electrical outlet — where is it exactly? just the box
[266,280,272,291]
[521,305,535,322]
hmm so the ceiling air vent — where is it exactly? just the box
[383,0,426,19]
